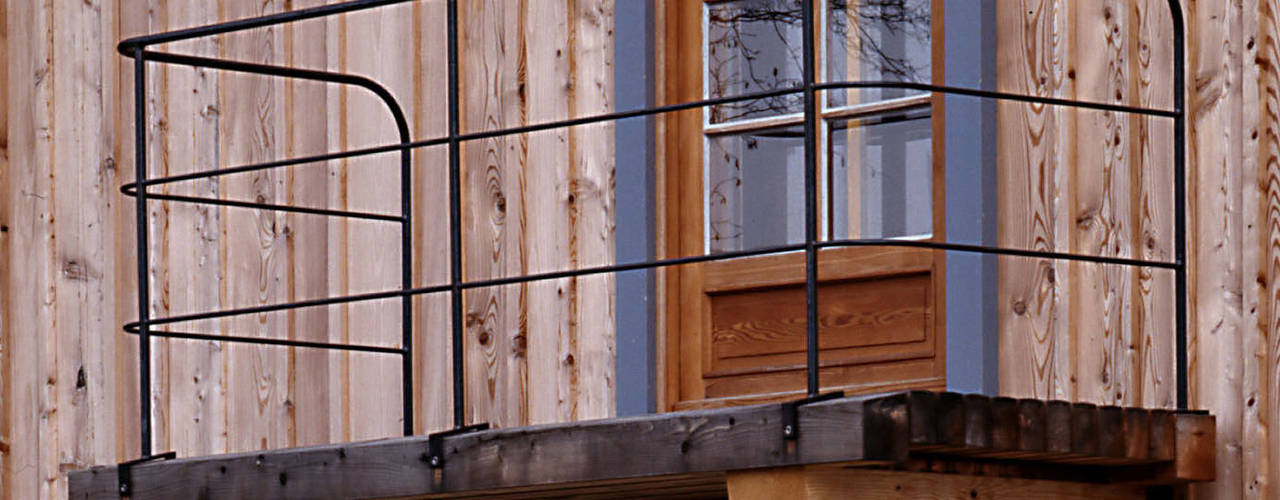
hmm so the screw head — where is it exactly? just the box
[783,425,795,436]
[429,455,442,468]
[120,484,129,494]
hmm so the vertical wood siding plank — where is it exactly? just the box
[523,0,575,426]
[1241,0,1267,496]
[112,0,147,471]
[411,0,453,435]
[1187,0,1245,497]
[1129,0,1176,409]
[326,9,351,444]
[160,0,227,459]
[3,0,56,496]
[462,0,530,428]
[1070,0,1134,407]
[569,0,616,420]
[1258,0,1280,496]
[218,0,293,453]
[51,0,104,497]
[996,0,1074,401]
[284,0,332,448]
[341,2,414,440]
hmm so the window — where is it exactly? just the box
[658,0,946,410]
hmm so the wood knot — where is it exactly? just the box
[1011,300,1027,315]
[478,330,491,346]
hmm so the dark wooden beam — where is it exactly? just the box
[71,394,883,499]
[68,392,1217,499]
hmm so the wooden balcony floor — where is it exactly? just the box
[69,391,1214,499]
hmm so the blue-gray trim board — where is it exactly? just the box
[943,0,999,395]
[613,0,657,416]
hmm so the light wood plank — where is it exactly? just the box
[411,0,454,435]
[570,0,616,420]
[523,0,575,426]
[283,0,333,448]
[159,0,228,460]
[1130,0,1176,410]
[461,0,530,428]
[1255,0,1280,498]
[3,0,57,496]
[1070,0,1135,406]
[1186,0,1245,498]
[218,0,293,453]
[341,0,415,441]
[996,0,1074,401]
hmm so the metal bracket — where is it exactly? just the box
[781,392,845,440]
[117,451,176,496]
[426,423,490,469]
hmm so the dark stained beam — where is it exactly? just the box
[68,392,1217,499]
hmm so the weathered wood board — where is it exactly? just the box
[67,392,1216,499]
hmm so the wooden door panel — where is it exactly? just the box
[677,357,944,410]
[707,272,933,370]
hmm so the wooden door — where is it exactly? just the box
[657,0,946,410]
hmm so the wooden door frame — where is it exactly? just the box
[654,0,947,411]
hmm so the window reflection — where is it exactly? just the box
[706,0,805,123]
[830,108,933,240]
[827,0,931,106]
[708,127,807,253]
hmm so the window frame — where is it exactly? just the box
[655,0,947,411]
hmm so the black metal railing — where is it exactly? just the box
[117,0,1188,460]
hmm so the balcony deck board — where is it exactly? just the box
[68,391,1214,499]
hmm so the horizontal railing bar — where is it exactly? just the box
[815,81,1180,118]
[122,188,405,223]
[121,77,1178,194]
[117,0,414,53]
[817,239,1180,269]
[128,239,1179,329]
[123,326,405,354]
[126,288,408,328]
[122,86,804,191]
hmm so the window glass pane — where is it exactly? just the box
[826,0,932,107]
[829,108,932,240]
[708,126,807,253]
[706,0,805,124]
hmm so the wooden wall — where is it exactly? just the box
[997,0,1280,497]
[0,0,615,498]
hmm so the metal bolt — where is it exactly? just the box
[783,425,795,437]
[429,455,442,468]
[120,484,129,494]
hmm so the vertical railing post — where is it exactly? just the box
[446,0,466,429]
[801,0,820,397]
[400,103,415,437]
[133,48,154,457]
[1169,0,1188,411]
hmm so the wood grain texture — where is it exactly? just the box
[1256,0,1280,497]
[0,1,617,497]
[996,0,1280,498]
[218,0,293,454]
[68,392,1217,499]
[728,467,1148,500]
[459,0,616,429]
[69,394,879,499]
[996,0,1075,402]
